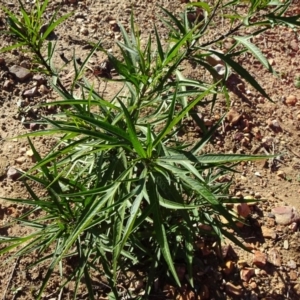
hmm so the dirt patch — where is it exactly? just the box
[1,0,300,299]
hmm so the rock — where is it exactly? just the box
[249,282,257,290]
[29,123,39,131]
[268,248,281,267]
[253,251,267,268]
[276,170,286,179]
[9,65,32,81]
[227,109,241,125]
[7,167,20,180]
[80,27,89,35]
[214,64,226,78]
[223,260,234,275]
[271,206,300,225]
[267,119,282,132]
[289,270,297,281]
[261,226,276,239]
[234,203,251,218]
[38,84,49,94]
[225,282,243,296]
[283,240,289,250]
[237,260,248,269]
[289,222,298,231]
[290,40,299,51]
[285,95,297,106]
[26,149,34,157]
[33,74,46,84]
[23,86,38,97]
[240,268,255,282]
[287,260,297,269]
[293,283,300,296]
[3,79,13,90]
[15,157,26,164]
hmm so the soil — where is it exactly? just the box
[1,0,300,299]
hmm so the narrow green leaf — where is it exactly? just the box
[233,36,273,73]
[117,100,147,158]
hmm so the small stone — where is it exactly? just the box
[7,167,20,180]
[234,203,251,218]
[289,222,298,231]
[290,40,299,51]
[283,240,289,250]
[26,149,34,157]
[237,260,248,269]
[33,74,46,84]
[214,64,226,78]
[80,27,89,35]
[39,84,49,94]
[259,269,268,276]
[267,119,282,132]
[227,109,241,125]
[225,282,242,296]
[23,86,38,97]
[0,158,8,177]
[268,248,281,267]
[249,282,257,290]
[30,123,39,131]
[15,157,26,164]
[254,171,262,177]
[285,95,297,106]
[276,170,286,179]
[261,226,276,239]
[253,251,267,268]
[293,283,300,296]
[3,79,13,90]
[240,268,255,282]
[271,206,300,225]
[223,260,234,275]
[9,65,32,81]
[289,270,297,281]
[287,260,297,269]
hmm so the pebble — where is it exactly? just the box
[214,64,226,78]
[268,248,281,266]
[225,282,242,296]
[253,251,267,268]
[15,157,26,164]
[223,260,234,275]
[289,270,298,281]
[234,203,251,218]
[261,226,276,239]
[23,86,38,97]
[3,79,13,90]
[7,167,20,180]
[32,74,46,84]
[283,240,289,250]
[26,149,34,157]
[290,40,299,51]
[9,65,32,81]
[80,27,89,35]
[226,109,241,125]
[293,283,300,295]
[29,123,39,131]
[240,268,255,282]
[271,206,300,225]
[287,260,297,269]
[285,95,297,106]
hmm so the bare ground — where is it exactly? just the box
[1,0,300,299]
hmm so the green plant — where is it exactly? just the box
[1,0,299,299]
